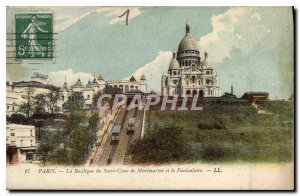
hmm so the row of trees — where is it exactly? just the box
[18,87,61,118]
[37,112,100,165]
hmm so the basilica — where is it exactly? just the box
[161,22,221,97]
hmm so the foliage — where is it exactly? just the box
[142,101,294,163]
[45,90,61,114]
[131,126,187,164]
[18,87,35,117]
[37,112,100,165]
[9,113,28,124]
[62,99,84,112]
[92,85,123,108]
[33,94,47,114]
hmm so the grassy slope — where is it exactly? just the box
[145,101,294,163]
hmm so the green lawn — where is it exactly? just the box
[144,101,294,163]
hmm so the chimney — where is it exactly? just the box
[231,85,233,95]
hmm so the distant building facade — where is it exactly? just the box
[162,22,221,97]
[6,72,148,116]
[6,124,37,164]
[6,73,58,116]
[241,92,269,102]
[106,75,147,93]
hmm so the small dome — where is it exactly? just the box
[86,80,92,87]
[97,74,104,81]
[169,52,180,70]
[91,78,99,86]
[73,79,83,86]
[140,74,146,80]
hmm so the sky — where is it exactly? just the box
[6,7,294,99]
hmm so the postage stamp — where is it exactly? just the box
[14,13,53,59]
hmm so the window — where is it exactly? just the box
[12,106,14,111]
[30,130,33,136]
[62,96,65,101]
[192,76,196,83]
[87,95,90,100]
[7,106,9,110]
[11,133,15,136]
[31,140,33,146]
[173,71,176,75]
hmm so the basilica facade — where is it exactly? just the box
[161,22,221,97]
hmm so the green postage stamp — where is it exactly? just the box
[14,13,53,59]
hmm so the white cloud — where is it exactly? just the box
[48,69,93,87]
[198,7,293,64]
[126,51,173,93]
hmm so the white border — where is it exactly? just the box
[1,0,298,195]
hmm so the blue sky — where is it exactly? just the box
[6,7,293,99]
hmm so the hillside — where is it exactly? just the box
[137,101,294,163]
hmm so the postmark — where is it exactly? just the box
[14,13,53,59]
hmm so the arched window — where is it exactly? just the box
[206,79,210,85]
[192,90,197,95]
[186,90,191,95]
[125,85,129,92]
[87,95,90,99]
[119,85,123,90]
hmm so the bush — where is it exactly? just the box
[202,144,225,161]
[131,126,186,164]
[9,113,28,124]
[198,120,225,130]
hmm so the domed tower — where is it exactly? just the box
[177,21,201,69]
[166,52,181,96]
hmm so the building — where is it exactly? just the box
[6,73,58,116]
[6,124,37,164]
[241,92,269,102]
[58,74,106,110]
[161,22,221,97]
[106,75,147,93]
[6,72,148,115]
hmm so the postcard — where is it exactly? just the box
[6,6,294,190]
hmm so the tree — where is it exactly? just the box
[10,113,28,124]
[19,87,35,118]
[46,90,61,114]
[33,94,47,114]
[92,85,122,109]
